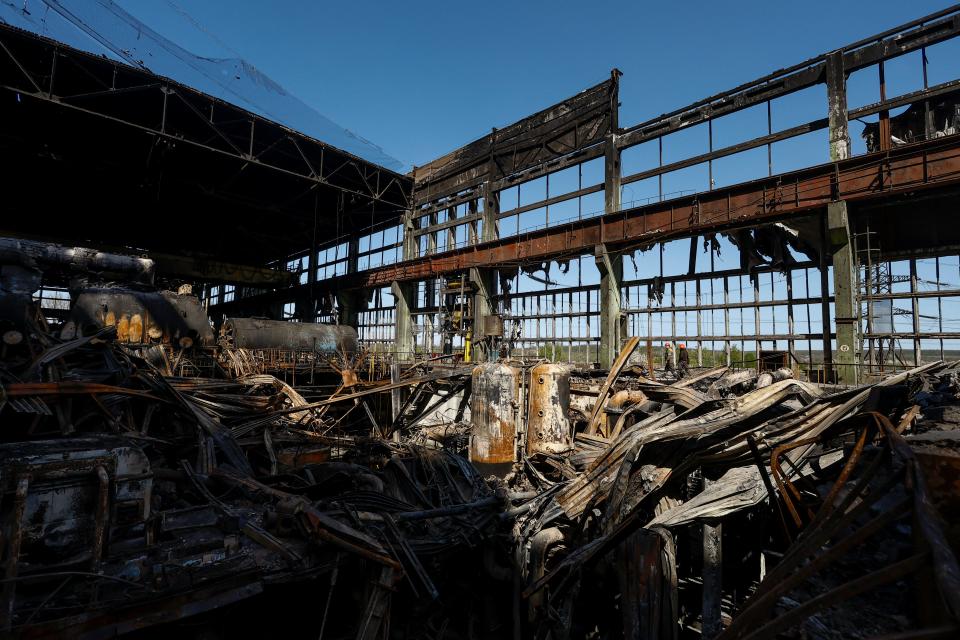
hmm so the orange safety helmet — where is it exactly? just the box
[678,343,686,349]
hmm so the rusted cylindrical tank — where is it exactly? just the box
[67,288,214,347]
[469,362,521,465]
[221,317,358,356]
[527,363,573,455]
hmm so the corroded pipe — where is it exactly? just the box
[603,390,647,435]
[527,527,565,622]
[607,390,647,410]
[0,237,154,283]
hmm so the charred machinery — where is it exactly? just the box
[220,317,358,356]
[526,362,573,455]
[0,238,155,347]
[66,287,214,348]
[469,362,521,469]
[3,5,960,638]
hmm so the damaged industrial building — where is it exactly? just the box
[2,2,960,638]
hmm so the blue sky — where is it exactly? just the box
[114,0,957,170]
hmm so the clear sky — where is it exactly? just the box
[115,0,956,170]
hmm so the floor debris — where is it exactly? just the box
[3,312,958,638]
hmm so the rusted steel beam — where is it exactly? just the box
[413,72,618,203]
[616,7,960,152]
[348,136,960,288]
[586,336,640,436]
[150,252,295,287]
[3,382,164,401]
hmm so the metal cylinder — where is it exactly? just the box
[469,362,520,465]
[527,363,572,455]
[221,317,358,356]
[0,237,154,284]
[67,288,214,346]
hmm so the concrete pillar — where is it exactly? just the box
[828,201,859,384]
[470,266,496,362]
[467,182,501,362]
[402,209,417,260]
[826,51,850,162]
[391,209,419,361]
[604,132,621,214]
[481,181,499,243]
[595,244,623,369]
[596,132,624,369]
[391,280,414,361]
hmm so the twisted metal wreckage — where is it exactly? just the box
[1,295,959,638]
[1,4,960,638]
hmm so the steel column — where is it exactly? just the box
[826,51,851,162]
[391,280,415,361]
[828,201,859,384]
[596,244,623,369]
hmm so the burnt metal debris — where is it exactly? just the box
[0,314,504,637]
[2,295,959,638]
[3,5,960,640]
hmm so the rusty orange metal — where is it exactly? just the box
[469,362,520,465]
[526,363,572,455]
[350,138,960,288]
[277,446,330,468]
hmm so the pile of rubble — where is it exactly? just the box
[0,328,510,637]
[2,315,959,638]
[505,358,960,638]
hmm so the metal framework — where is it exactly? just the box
[128,6,960,379]
[0,21,411,272]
